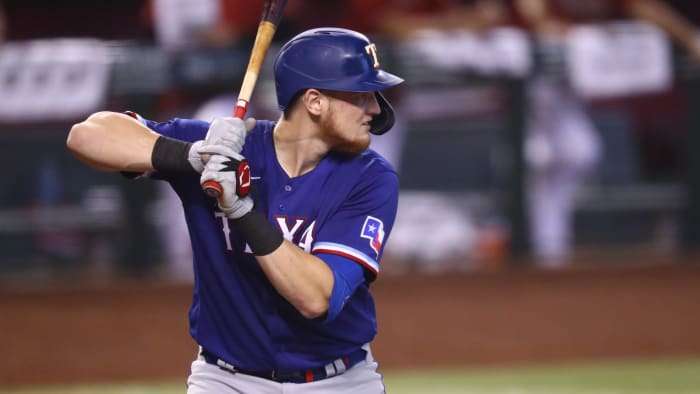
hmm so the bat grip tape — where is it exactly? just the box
[234,211,284,256]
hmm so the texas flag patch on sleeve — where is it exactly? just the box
[361,216,385,255]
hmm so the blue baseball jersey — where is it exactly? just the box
[143,117,398,372]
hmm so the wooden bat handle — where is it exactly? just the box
[202,19,281,199]
[233,21,277,119]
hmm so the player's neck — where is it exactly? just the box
[273,119,328,178]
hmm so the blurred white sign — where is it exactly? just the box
[567,21,672,98]
[152,0,220,52]
[0,39,111,122]
[408,27,532,77]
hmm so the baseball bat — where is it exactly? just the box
[202,0,289,198]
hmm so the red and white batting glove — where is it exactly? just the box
[200,153,254,219]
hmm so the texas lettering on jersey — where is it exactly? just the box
[215,213,317,253]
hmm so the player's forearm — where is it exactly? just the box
[67,111,159,172]
[256,241,333,319]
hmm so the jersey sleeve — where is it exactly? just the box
[124,111,209,142]
[143,117,210,142]
[311,158,399,279]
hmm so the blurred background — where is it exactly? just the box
[2,0,700,279]
[1,0,700,392]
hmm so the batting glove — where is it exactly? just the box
[200,153,254,219]
[198,117,256,159]
[187,140,206,173]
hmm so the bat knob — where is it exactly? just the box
[202,181,223,198]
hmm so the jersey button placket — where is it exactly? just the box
[279,184,292,211]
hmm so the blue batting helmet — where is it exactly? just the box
[273,27,404,135]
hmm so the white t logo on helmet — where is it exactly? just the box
[365,43,380,69]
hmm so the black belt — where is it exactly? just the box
[201,347,367,384]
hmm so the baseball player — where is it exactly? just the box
[67,28,403,393]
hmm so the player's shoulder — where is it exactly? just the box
[342,148,397,176]
[243,119,275,152]
[247,119,276,139]
[326,148,398,193]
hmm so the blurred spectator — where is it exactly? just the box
[515,0,700,267]
[375,0,700,268]
[514,0,602,268]
[379,0,507,38]
[143,0,263,52]
[277,0,463,39]
[516,0,700,63]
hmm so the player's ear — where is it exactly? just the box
[303,89,323,116]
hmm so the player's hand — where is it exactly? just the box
[200,153,254,219]
[198,117,256,160]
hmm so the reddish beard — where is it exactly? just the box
[320,106,371,154]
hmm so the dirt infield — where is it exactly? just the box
[2,260,700,388]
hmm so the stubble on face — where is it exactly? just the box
[320,98,371,154]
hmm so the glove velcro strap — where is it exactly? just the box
[233,211,284,256]
[151,136,194,172]
[221,157,251,197]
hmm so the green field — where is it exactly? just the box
[3,358,699,394]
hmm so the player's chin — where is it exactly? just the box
[337,134,370,154]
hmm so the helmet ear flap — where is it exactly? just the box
[369,92,395,135]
